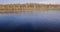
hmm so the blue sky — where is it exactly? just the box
[0,0,60,4]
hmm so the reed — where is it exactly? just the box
[0,3,60,13]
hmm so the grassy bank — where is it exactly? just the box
[0,3,60,13]
[0,8,60,13]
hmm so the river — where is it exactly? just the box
[0,10,60,32]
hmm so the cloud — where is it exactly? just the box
[41,0,60,4]
[30,0,60,4]
[20,0,60,4]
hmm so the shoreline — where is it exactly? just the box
[0,9,60,14]
[0,3,60,13]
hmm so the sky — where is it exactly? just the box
[0,0,60,4]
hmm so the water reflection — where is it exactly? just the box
[0,10,60,32]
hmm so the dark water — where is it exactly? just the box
[0,10,60,32]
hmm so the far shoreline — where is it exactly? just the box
[0,3,60,13]
[0,9,60,14]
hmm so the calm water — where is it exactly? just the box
[0,10,60,32]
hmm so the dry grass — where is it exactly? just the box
[0,8,60,13]
[0,3,60,13]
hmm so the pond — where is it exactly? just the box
[0,10,60,32]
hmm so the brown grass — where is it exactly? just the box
[0,3,60,13]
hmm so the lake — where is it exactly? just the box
[0,10,60,32]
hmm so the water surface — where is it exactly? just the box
[0,10,60,32]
